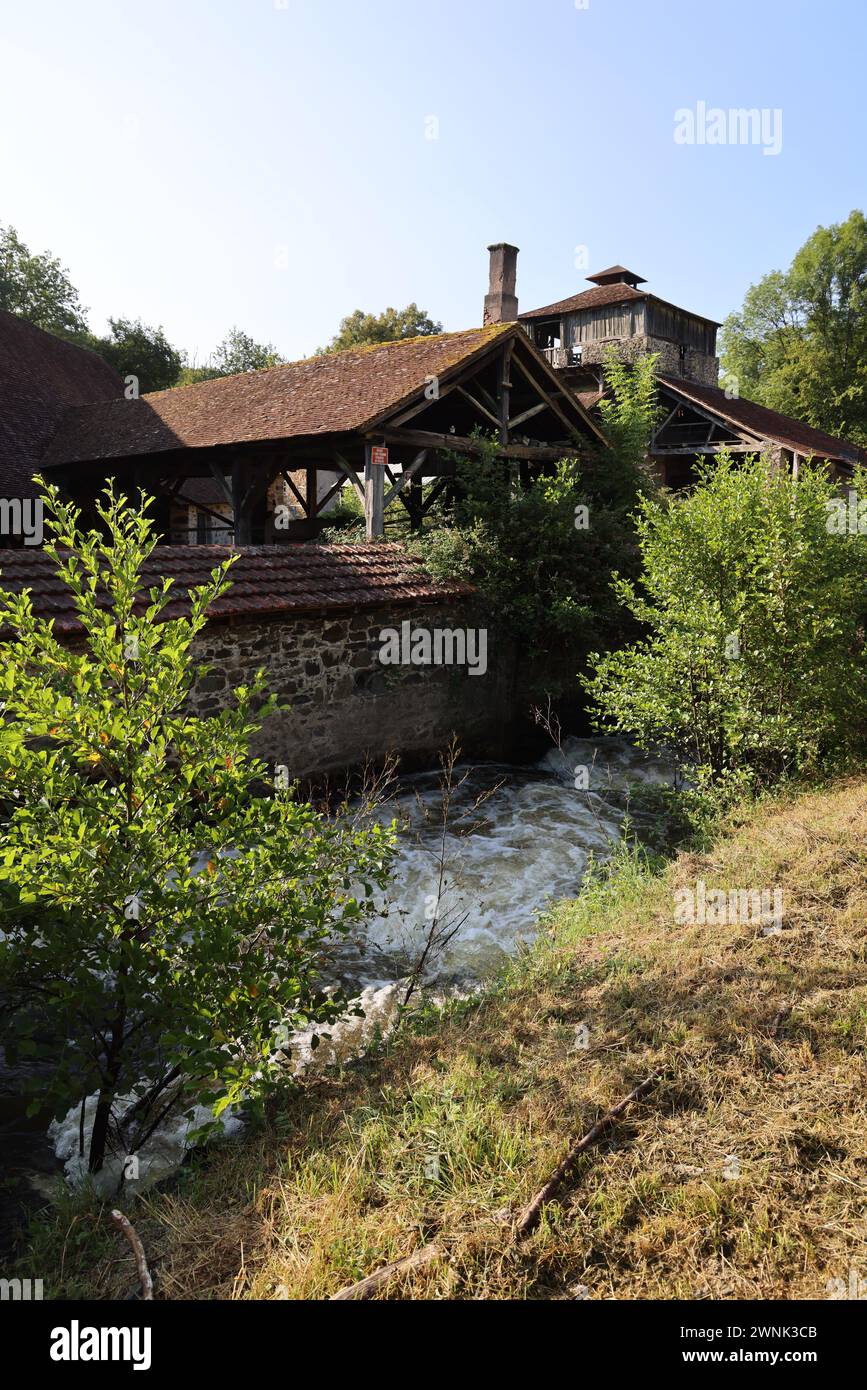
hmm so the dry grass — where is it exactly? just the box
[21,778,867,1300]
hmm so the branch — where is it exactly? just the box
[329,1244,441,1300]
[514,1069,664,1240]
[110,1209,154,1300]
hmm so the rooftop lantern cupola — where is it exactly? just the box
[585,265,647,290]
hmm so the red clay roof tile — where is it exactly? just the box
[0,543,473,635]
[40,326,516,466]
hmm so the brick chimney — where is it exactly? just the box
[483,243,519,324]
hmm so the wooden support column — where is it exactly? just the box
[231,457,253,545]
[409,473,423,531]
[305,466,316,519]
[364,444,385,540]
[498,341,513,445]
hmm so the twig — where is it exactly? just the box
[329,1243,441,1300]
[514,1069,664,1240]
[111,1209,154,1300]
[769,1006,792,1039]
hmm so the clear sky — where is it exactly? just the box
[1,0,865,362]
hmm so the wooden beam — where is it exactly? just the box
[231,458,254,545]
[510,353,579,439]
[364,443,385,540]
[331,452,365,503]
[421,477,449,514]
[310,473,347,516]
[653,444,757,456]
[498,340,513,445]
[280,470,308,513]
[507,402,548,431]
[383,449,429,510]
[207,460,234,509]
[153,485,232,537]
[409,472,423,531]
[456,384,501,431]
[376,427,568,462]
[388,380,460,428]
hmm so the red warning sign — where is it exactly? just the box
[370,446,389,467]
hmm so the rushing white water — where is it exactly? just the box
[363,736,677,984]
[42,736,676,1193]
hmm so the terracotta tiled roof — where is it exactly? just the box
[41,326,517,466]
[519,282,648,321]
[0,310,123,495]
[587,265,647,284]
[0,543,473,635]
[657,376,865,467]
[520,284,721,327]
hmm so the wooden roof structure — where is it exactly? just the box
[652,375,864,473]
[36,321,606,543]
[519,281,721,328]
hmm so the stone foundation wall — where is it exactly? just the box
[188,603,516,778]
[578,335,720,388]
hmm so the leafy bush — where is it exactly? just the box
[0,483,395,1176]
[585,453,867,790]
[409,359,658,698]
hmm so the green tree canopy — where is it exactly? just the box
[91,316,183,394]
[585,452,867,792]
[720,210,867,444]
[177,326,285,385]
[0,221,89,339]
[316,303,443,355]
[0,482,394,1177]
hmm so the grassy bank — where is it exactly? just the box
[19,777,867,1300]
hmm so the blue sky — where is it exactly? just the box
[1,0,865,362]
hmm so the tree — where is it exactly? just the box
[316,303,442,355]
[585,453,867,791]
[0,222,89,339]
[0,482,395,1178]
[92,317,183,394]
[177,327,285,385]
[597,350,663,505]
[720,210,867,444]
[211,326,284,374]
[411,380,657,700]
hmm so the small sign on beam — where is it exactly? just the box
[370,446,389,467]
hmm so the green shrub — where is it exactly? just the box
[585,453,867,789]
[0,482,395,1175]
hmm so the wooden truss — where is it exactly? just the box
[66,327,605,545]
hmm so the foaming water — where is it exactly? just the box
[360,736,677,985]
[30,737,677,1198]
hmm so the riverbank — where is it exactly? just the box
[16,775,867,1299]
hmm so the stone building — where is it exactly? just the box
[517,258,864,485]
[520,263,721,389]
[0,544,515,777]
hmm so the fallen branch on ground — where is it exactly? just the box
[111,1209,154,1300]
[514,1069,664,1240]
[329,1243,442,1300]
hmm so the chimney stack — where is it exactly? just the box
[484,243,519,325]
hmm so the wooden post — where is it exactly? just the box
[409,473,423,531]
[364,444,384,540]
[305,466,315,519]
[498,341,513,445]
[231,457,253,545]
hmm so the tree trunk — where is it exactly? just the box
[88,1087,114,1172]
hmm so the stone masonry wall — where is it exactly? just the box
[188,602,516,778]
[578,334,720,388]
